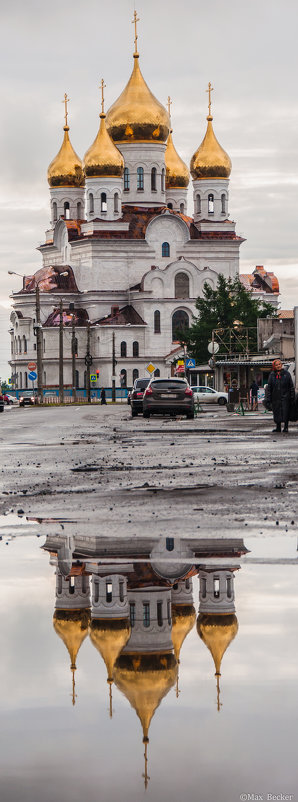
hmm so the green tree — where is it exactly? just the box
[181,274,277,364]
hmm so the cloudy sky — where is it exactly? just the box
[0,0,297,377]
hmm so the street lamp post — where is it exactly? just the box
[69,303,77,403]
[59,298,64,404]
[112,331,116,403]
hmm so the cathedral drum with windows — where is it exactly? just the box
[9,14,244,392]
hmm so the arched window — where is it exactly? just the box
[180,202,185,213]
[89,193,94,214]
[14,337,17,354]
[154,368,160,377]
[137,167,144,191]
[161,168,165,192]
[53,202,57,222]
[201,577,207,598]
[151,167,157,191]
[101,192,107,212]
[157,602,163,627]
[64,201,70,219]
[162,241,170,257]
[133,368,139,383]
[114,193,119,214]
[172,309,189,341]
[120,341,127,358]
[196,194,201,214]
[120,368,127,387]
[132,341,139,357]
[175,272,190,299]
[23,336,27,354]
[18,336,22,354]
[124,167,130,191]
[154,310,161,334]
[143,602,150,628]
[221,193,226,214]
[77,201,82,219]
[208,193,214,214]
[167,202,173,209]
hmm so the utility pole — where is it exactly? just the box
[86,322,91,403]
[112,331,116,402]
[70,304,76,403]
[35,284,43,403]
[59,299,64,404]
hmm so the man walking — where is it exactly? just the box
[266,359,295,433]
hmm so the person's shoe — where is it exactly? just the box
[272,426,281,432]
[283,426,288,433]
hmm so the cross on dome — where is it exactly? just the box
[167,95,172,123]
[132,9,140,55]
[100,78,106,116]
[62,92,70,128]
[206,81,213,119]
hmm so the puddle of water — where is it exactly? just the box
[0,531,297,802]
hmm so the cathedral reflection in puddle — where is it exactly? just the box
[45,534,247,788]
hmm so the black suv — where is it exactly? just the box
[131,378,150,417]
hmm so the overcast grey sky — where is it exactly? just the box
[0,0,297,377]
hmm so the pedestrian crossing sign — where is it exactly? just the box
[90,374,97,382]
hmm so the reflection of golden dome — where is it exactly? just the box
[83,114,124,178]
[106,55,170,143]
[171,604,196,662]
[165,131,189,189]
[53,609,90,668]
[89,619,131,681]
[190,116,232,180]
[114,652,177,739]
[48,126,84,187]
[197,613,238,675]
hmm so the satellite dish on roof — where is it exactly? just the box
[208,341,219,355]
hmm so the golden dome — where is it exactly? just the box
[171,604,196,662]
[89,619,131,681]
[197,613,238,675]
[106,55,170,144]
[114,652,177,739]
[53,609,90,668]
[48,126,84,188]
[83,113,124,178]
[165,130,189,189]
[190,115,232,180]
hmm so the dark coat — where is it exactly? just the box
[100,388,107,405]
[267,369,295,423]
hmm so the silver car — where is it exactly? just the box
[143,378,194,418]
[192,386,228,405]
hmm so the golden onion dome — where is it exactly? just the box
[197,613,238,675]
[165,130,190,189]
[89,619,131,681]
[83,113,124,178]
[171,604,196,662]
[106,54,170,144]
[114,652,177,740]
[53,609,90,668]
[190,114,231,180]
[48,126,84,188]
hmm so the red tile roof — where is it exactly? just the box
[278,309,294,319]
[95,304,146,326]
[43,307,88,327]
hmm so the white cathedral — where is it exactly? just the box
[9,15,278,395]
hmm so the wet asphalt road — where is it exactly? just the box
[0,403,297,539]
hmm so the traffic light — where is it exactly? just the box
[96,370,100,377]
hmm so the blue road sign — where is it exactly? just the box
[28,371,37,381]
[186,358,195,368]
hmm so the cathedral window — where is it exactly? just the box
[154,310,161,334]
[196,194,201,214]
[157,602,163,627]
[180,202,185,213]
[101,192,107,212]
[154,368,160,377]
[167,599,171,625]
[119,580,124,602]
[162,241,170,257]
[114,193,119,213]
[69,577,75,594]
[208,193,214,214]
[133,341,139,357]
[161,168,165,192]
[221,193,226,214]
[77,201,82,219]
[18,336,22,354]
[151,167,157,191]
[201,577,207,598]
[167,202,173,209]
[227,576,232,598]
[120,341,127,358]
[175,272,189,299]
[64,201,70,219]
[89,193,94,214]
[53,202,57,222]
[82,576,88,594]
[106,582,112,602]
[213,577,220,598]
[23,335,27,353]
[94,581,99,603]
[172,309,189,341]
[120,368,127,387]
[133,368,139,383]
[143,602,150,628]
[137,167,144,190]
[124,167,130,191]
[130,602,136,627]
[43,371,46,386]
[57,574,62,594]
[166,538,174,551]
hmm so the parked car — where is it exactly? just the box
[143,377,194,418]
[131,378,150,417]
[0,395,4,413]
[19,393,36,407]
[3,394,17,405]
[192,386,228,405]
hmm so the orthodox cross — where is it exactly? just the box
[100,78,106,114]
[167,95,172,122]
[206,81,213,116]
[62,93,70,127]
[132,9,140,53]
